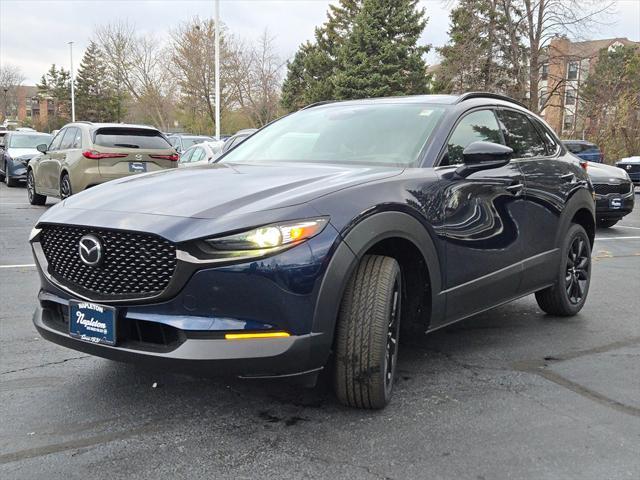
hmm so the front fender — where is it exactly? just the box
[309,211,443,369]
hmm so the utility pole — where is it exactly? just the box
[2,88,7,122]
[214,0,220,139]
[68,41,76,122]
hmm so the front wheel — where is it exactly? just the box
[5,164,19,187]
[334,255,401,409]
[535,223,591,316]
[27,170,46,205]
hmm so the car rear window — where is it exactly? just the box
[93,128,171,149]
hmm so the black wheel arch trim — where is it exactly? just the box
[309,210,444,370]
[555,187,596,250]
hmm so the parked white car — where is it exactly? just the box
[178,141,225,167]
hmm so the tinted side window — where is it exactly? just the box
[71,128,83,148]
[49,129,66,151]
[444,110,503,165]
[531,118,559,155]
[497,110,547,158]
[59,127,78,150]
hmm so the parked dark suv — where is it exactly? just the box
[31,93,595,409]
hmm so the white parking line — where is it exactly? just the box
[0,264,36,269]
[594,236,640,241]
[615,225,640,230]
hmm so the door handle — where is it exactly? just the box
[505,183,524,195]
[560,173,575,182]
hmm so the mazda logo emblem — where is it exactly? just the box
[135,154,142,161]
[78,234,103,266]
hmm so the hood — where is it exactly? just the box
[7,147,39,158]
[617,156,640,165]
[586,161,630,182]
[61,162,403,219]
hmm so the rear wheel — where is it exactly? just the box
[59,173,72,199]
[598,218,619,229]
[535,224,591,316]
[27,170,46,205]
[334,255,401,409]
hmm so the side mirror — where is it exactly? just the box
[37,143,48,153]
[456,141,513,177]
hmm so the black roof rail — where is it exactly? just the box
[301,100,336,110]
[456,92,528,109]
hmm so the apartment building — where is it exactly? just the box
[539,36,639,137]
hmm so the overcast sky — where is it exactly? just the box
[1,0,639,85]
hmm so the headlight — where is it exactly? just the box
[203,218,329,252]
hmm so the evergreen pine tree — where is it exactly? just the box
[75,41,119,122]
[281,0,362,111]
[435,0,524,96]
[333,0,430,100]
[37,64,72,128]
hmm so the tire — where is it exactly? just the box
[598,218,618,229]
[0,164,5,182]
[535,223,591,316]
[27,169,46,206]
[5,164,19,187]
[334,255,402,409]
[59,173,72,199]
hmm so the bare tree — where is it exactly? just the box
[96,22,176,130]
[171,17,237,133]
[499,0,615,112]
[227,30,285,127]
[0,65,25,121]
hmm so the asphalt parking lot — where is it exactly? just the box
[0,182,639,480]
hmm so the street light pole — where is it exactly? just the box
[214,0,220,139]
[2,88,8,122]
[68,41,76,122]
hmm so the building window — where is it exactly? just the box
[567,62,579,80]
[541,64,548,81]
[565,89,576,106]
[563,113,575,130]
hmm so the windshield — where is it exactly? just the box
[220,103,446,167]
[182,137,213,149]
[8,134,52,149]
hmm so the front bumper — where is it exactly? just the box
[33,301,321,377]
[8,161,27,181]
[595,190,635,219]
[31,224,343,377]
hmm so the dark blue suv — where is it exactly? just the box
[31,93,595,409]
[563,140,603,163]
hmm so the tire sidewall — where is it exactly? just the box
[557,224,591,315]
[60,174,72,199]
[376,262,401,404]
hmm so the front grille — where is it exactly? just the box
[40,224,177,299]
[593,182,631,195]
[618,164,640,174]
